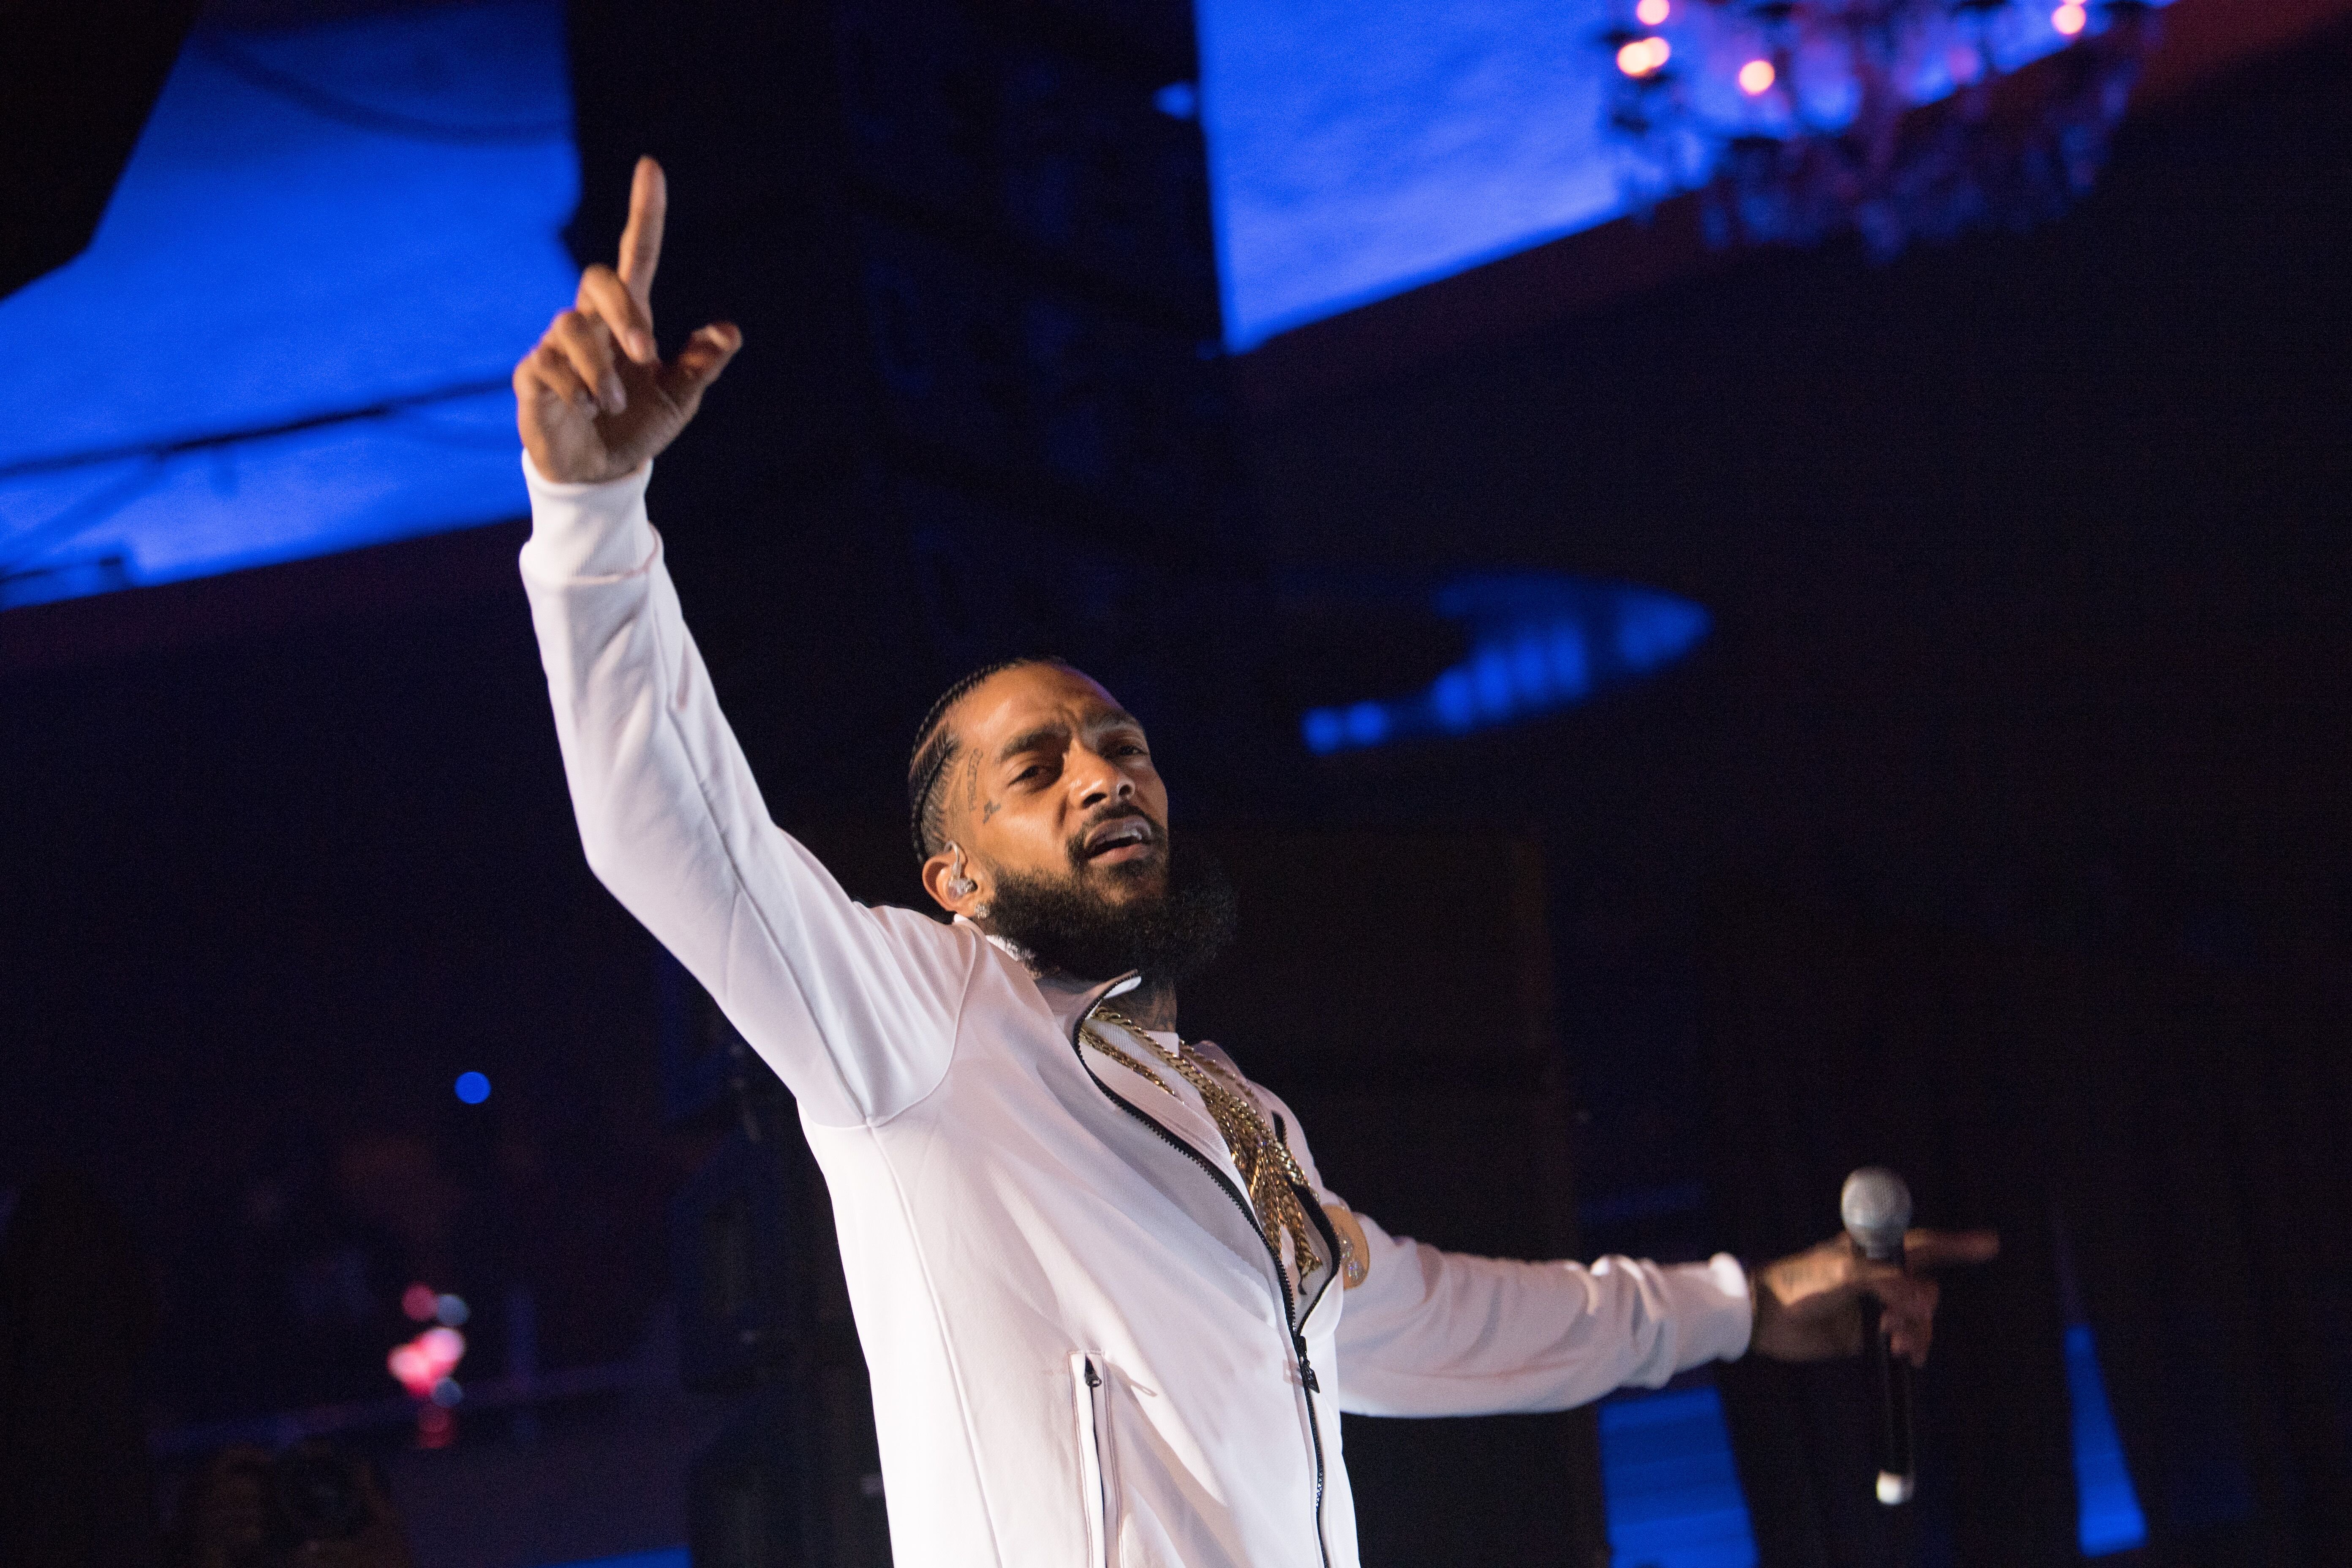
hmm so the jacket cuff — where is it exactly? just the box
[518,452,656,580]
[1667,1253,1755,1369]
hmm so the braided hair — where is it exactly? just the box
[906,656,1073,861]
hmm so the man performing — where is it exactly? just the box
[514,159,1997,1568]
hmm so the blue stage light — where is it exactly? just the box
[1432,668,1478,732]
[1509,631,1552,704]
[1617,596,1711,666]
[1472,647,1516,717]
[454,1071,492,1105]
[1298,573,1708,754]
[2065,1323,2149,1555]
[1549,623,1592,697]
[1153,81,1200,120]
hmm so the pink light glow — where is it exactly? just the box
[2053,3,2087,35]
[1738,59,1776,95]
[387,1325,467,1399]
[1635,0,1670,26]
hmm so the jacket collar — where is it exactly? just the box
[954,916,1141,1040]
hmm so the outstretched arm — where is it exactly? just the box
[1332,1213,1753,1417]
[516,159,975,1128]
[1331,1211,1998,1417]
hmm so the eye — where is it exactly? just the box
[1012,764,1044,784]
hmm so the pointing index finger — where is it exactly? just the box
[617,156,667,304]
[1901,1228,2002,1271]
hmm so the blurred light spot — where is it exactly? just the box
[391,1321,468,1397]
[1297,575,1708,755]
[431,1376,464,1407]
[2052,3,2087,34]
[454,1070,491,1104]
[401,1282,438,1322]
[433,1293,469,1327]
[1472,647,1516,718]
[1635,0,1671,25]
[1510,632,1552,704]
[1342,701,1388,746]
[1616,596,1709,667]
[1432,669,1476,732]
[1549,626,1591,698]
[1154,81,1199,119]
[388,1344,430,1392]
[2066,1324,2149,1554]
[1739,59,1776,95]
[1948,44,1984,84]
[1617,38,1669,77]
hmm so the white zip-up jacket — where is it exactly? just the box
[519,457,1755,1568]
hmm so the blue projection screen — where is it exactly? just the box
[0,1,577,612]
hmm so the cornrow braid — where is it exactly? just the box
[906,656,1071,861]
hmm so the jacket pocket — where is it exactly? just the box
[1071,1352,1118,1567]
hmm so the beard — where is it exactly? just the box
[985,836,1238,988]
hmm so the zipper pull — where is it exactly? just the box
[1293,1337,1320,1394]
[1084,1362,1102,1389]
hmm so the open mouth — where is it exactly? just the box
[1079,814,1158,864]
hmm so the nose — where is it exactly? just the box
[1071,744,1135,811]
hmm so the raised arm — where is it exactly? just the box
[515,159,974,1127]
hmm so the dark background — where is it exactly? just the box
[5,2,2351,1564]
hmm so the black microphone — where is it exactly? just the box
[1840,1166,1915,1506]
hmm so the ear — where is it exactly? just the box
[920,849,987,920]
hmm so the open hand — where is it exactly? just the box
[513,157,741,484]
[1750,1227,2000,1367]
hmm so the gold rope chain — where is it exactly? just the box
[1081,1007,1324,1281]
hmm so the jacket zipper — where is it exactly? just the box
[1078,1357,1113,1567]
[1073,1000,1334,1568]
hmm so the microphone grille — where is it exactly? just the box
[1840,1167,1913,1255]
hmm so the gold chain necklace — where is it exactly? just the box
[1081,1007,1325,1283]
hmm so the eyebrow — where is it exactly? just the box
[993,709,1143,764]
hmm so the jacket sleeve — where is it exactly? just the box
[517,455,973,1128]
[1331,1209,1753,1416]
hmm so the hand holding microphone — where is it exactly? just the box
[1747,1171,2000,1502]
